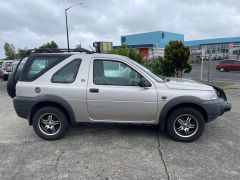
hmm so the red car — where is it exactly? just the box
[216,60,240,72]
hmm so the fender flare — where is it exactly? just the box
[158,96,206,131]
[29,94,76,124]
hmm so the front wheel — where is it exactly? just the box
[219,67,225,72]
[32,106,69,140]
[166,107,205,142]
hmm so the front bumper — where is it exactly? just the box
[200,98,231,122]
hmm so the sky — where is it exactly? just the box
[1,0,240,58]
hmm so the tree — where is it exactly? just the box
[39,41,58,49]
[164,41,192,78]
[111,47,143,63]
[128,48,142,64]
[4,42,17,60]
[17,48,28,58]
[159,58,176,77]
[143,58,162,75]
[111,47,129,57]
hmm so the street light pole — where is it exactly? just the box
[64,3,84,52]
[65,9,70,52]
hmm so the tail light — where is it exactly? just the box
[2,66,11,71]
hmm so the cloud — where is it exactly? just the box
[1,0,240,58]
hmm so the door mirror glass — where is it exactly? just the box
[139,78,151,87]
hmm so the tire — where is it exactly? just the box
[219,67,225,72]
[32,106,69,140]
[3,75,8,81]
[166,107,205,142]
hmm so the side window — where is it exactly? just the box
[93,59,142,86]
[28,58,49,78]
[20,55,69,82]
[234,60,240,64]
[52,59,81,83]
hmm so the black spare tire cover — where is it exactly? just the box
[7,72,17,98]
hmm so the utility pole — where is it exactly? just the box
[65,3,84,52]
[208,46,213,84]
[65,9,70,52]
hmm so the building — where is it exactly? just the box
[120,31,184,58]
[185,37,240,61]
[118,31,240,60]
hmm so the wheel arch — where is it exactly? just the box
[29,94,76,125]
[158,96,208,131]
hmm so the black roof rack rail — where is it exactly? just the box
[24,48,94,56]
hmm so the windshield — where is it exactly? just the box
[127,58,164,82]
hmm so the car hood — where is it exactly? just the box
[164,78,213,91]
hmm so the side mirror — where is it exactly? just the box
[139,78,151,87]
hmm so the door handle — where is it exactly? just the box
[89,88,99,93]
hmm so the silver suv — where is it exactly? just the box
[8,49,231,142]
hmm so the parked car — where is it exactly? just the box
[216,59,240,72]
[0,60,13,81]
[7,49,231,142]
[10,59,27,74]
[0,60,3,68]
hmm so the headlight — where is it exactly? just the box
[210,90,218,100]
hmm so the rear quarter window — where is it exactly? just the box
[20,54,70,82]
[51,59,82,83]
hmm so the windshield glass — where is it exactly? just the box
[127,58,163,82]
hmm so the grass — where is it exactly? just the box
[222,87,239,93]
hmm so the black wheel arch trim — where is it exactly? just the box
[14,94,77,125]
[158,96,208,132]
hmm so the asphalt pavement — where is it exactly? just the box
[183,61,240,82]
[0,80,240,179]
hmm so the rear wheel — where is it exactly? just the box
[32,106,69,140]
[166,107,205,142]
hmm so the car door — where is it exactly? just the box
[227,60,235,70]
[86,58,158,122]
[234,60,240,71]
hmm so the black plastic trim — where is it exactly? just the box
[158,96,231,131]
[13,94,76,124]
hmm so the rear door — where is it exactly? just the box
[86,58,158,122]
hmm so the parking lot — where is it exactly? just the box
[0,80,240,180]
[183,61,240,82]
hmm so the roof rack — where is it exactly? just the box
[24,48,94,57]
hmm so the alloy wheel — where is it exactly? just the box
[38,113,61,136]
[173,114,199,138]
